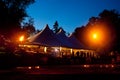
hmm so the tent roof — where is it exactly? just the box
[56,29,74,48]
[27,25,63,47]
[27,25,86,49]
[68,33,85,49]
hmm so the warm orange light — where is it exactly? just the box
[90,31,101,42]
[93,33,97,39]
[87,27,104,46]
[44,47,47,53]
[19,35,24,42]
[86,23,111,49]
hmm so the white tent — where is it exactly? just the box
[56,29,74,48]
[20,25,97,58]
[27,26,85,49]
[68,33,85,49]
[27,24,63,47]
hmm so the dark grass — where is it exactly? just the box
[0,73,120,80]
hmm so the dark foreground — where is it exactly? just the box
[0,64,120,80]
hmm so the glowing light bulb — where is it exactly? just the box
[19,35,24,42]
[93,34,97,39]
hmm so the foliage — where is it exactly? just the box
[53,21,59,33]
[74,9,120,53]
[53,21,67,35]
[22,17,36,38]
[0,0,35,40]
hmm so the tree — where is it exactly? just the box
[53,21,67,35]
[98,10,120,52]
[53,21,59,33]
[74,26,87,46]
[22,17,36,38]
[0,0,35,41]
[36,29,41,34]
[74,9,120,53]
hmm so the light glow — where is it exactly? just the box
[35,66,40,69]
[111,65,114,68]
[87,27,104,45]
[86,23,112,49]
[28,66,32,69]
[93,33,97,39]
[44,47,47,53]
[90,31,101,42]
[60,47,62,51]
[19,35,24,42]
[83,65,90,68]
[70,49,73,54]
[55,48,58,52]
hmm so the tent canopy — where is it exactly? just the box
[56,29,74,48]
[68,33,85,49]
[27,25,63,47]
[27,25,85,49]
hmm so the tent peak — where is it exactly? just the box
[57,28,65,34]
[43,24,50,30]
[68,33,75,37]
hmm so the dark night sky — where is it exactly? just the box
[27,0,120,33]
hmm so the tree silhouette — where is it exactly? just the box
[74,26,87,47]
[0,0,35,41]
[53,21,59,33]
[74,9,120,53]
[22,17,36,38]
[53,21,67,35]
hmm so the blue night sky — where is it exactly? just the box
[27,0,120,33]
